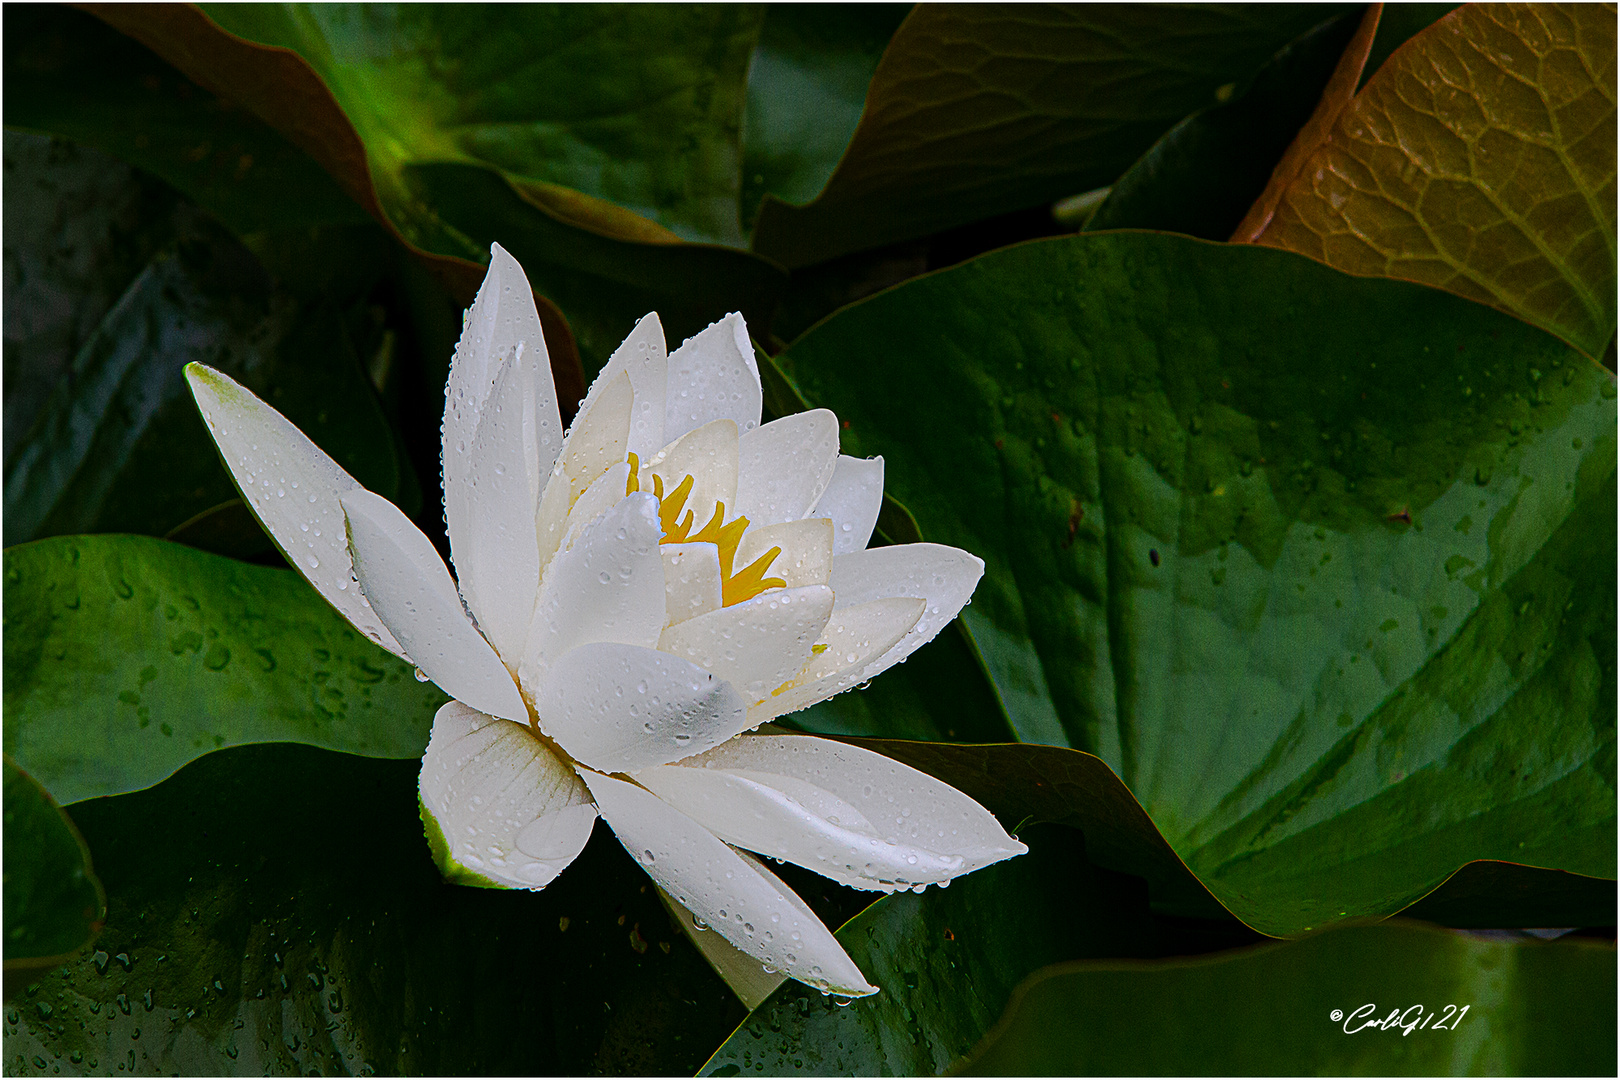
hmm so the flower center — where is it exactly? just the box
[626,453,786,607]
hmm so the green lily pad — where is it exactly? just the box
[1,742,745,1075]
[3,757,105,972]
[773,231,1616,935]
[3,535,447,806]
[2,212,404,547]
[961,922,1616,1075]
[752,4,1344,267]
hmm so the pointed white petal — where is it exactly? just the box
[735,518,832,589]
[444,242,562,524]
[521,492,666,690]
[580,770,877,996]
[640,418,739,534]
[535,643,748,771]
[536,370,635,576]
[733,410,839,528]
[561,461,633,552]
[661,542,724,627]
[828,543,985,681]
[340,490,527,722]
[754,597,925,720]
[657,585,834,703]
[419,701,595,890]
[811,455,884,555]
[586,313,668,459]
[636,735,1027,893]
[656,886,786,1010]
[445,350,542,665]
[663,313,761,443]
[185,364,405,658]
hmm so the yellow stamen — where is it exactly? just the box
[723,546,787,606]
[625,452,641,497]
[658,474,695,538]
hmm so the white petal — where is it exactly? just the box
[443,243,562,534]
[535,370,634,576]
[657,585,834,703]
[636,735,1027,893]
[580,770,877,997]
[662,543,724,626]
[640,419,739,535]
[445,348,542,666]
[340,490,527,722]
[663,313,761,443]
[419,701,596,890]
[828,543,985,681]
[656,886,786,1010]
[811,455,884,555]
[735,518,832,589]
[561,461,633,552]
[586,312,668,459]
[733,410,838,527]
[535,643,747,771]
[754,597,924,720]
[521,492,665,690]
[185,363,404,658]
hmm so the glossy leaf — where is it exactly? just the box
[774,231,1616,936]
[1,743,746,1075]
[751,4,1343,267]
[702,823,1225,1077]
[2,757,105,972]
[2,215,402,547]
[1249,3,1618,359]
[962,923,1616,1075]
[2,535,448,806]
[740,5,910,234]
[1085,11,1363,240]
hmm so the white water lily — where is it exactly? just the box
[186,244,1025,1000]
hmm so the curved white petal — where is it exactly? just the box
[810,455,884,555]
[446,348,542,665]
[521,493,666,691]
[580,770,877,997]
[640,418,739,533]
[656,885,786,1010]
[657,585,834,703]
[561,461,633,552]
[586,312,668,458]
[733,410,839,527]
[444,242,561,536]
[419,701,596,890]
[535,370,634,575]
[735,518,832,589]
[635,735,1027,893]
[340,490,528,723]
[661,543,724,626]
[185,363,405,659]
[828,543,984,681]
[754,597,925,720]
[663,313,761,443]
[535,643,748,772]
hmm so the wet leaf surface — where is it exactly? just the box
[3,758,105,973]
[775,231,1616,935]
[3,536,447,806]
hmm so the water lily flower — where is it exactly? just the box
[186,244,1025,999]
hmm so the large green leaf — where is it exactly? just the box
[1084,10,1362,239]
[3,758,105,973]
[2,214,403,547]
[702,823,1253,1077]
[2,4,368,237]
[740,5,911,234]
[961,922,1617,1075]
[751,4,1345,268]
[1,742,747,1075]
[773,232,1616,935]
[2,536,446,806]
